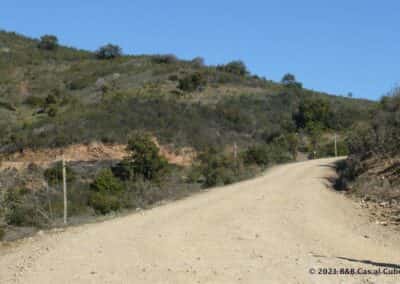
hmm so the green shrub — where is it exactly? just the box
[44,162,76,186]
[88,191,122,214]
[198,149,239,187]
[286,133,299,159]
[281,73,302,88]
[151,54,178,64]
[178,72,207,92]
[47,106,57,117]
[345,91,400,157]
[345,124,374,157]
[125,134,169,181]
[4,189,50,227]
[37,35,58,50]
[111,159,134,181]
[333,159,358,191]
[88,169,124,214]
[91,169,124,193]
[96,44,122,59]
[186,166,203,183]
[281,73,295,85]
[293,98,330,130]
[261,126,283,143]
[67,77,92,90]
[244,145,271,166]
[24,96,45,107]
[0,227,4,240]
[168,74,179,81]
[45,93,57,105]
[215,104,252,132]
[244,143,292,166]
[124,180,165,207]
[191,57,205,67]
[217,61,248,76]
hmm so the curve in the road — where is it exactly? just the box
[1,158,399,284]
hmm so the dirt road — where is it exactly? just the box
[1,158,399,283]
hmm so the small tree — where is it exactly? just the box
[121,134,168,181]
[219,60,248,76]
[88,169,124,214]
[191,57,205,67]
[293,98,330,130]
[286,133,299,160]
[178,72,207,92]
[281,73,302,88]
[96,44,122,59]
[281,73,296,84]
[38,35,58,50]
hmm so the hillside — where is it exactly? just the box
[0,30,376,240]
[0,30,374,152]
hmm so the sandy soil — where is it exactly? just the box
[0,158,399,284]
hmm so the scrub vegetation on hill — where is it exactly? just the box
[0,30,375,239]
[335,88,400,225]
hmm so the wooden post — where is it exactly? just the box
[62,155,67,225]
[46,183,53,220]
[233,142,238,161]
[334,133,338,157]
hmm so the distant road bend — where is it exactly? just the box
[1,158,399,284]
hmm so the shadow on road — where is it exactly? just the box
[318,163,337,169]
[337,256,400,269]
[312,254,400,269]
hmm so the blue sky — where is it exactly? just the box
[1,0,399,100]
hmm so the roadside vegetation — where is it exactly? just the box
[335,88,400,225]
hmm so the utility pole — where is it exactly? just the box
[62,154,68,225]
[334,133,338,157]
